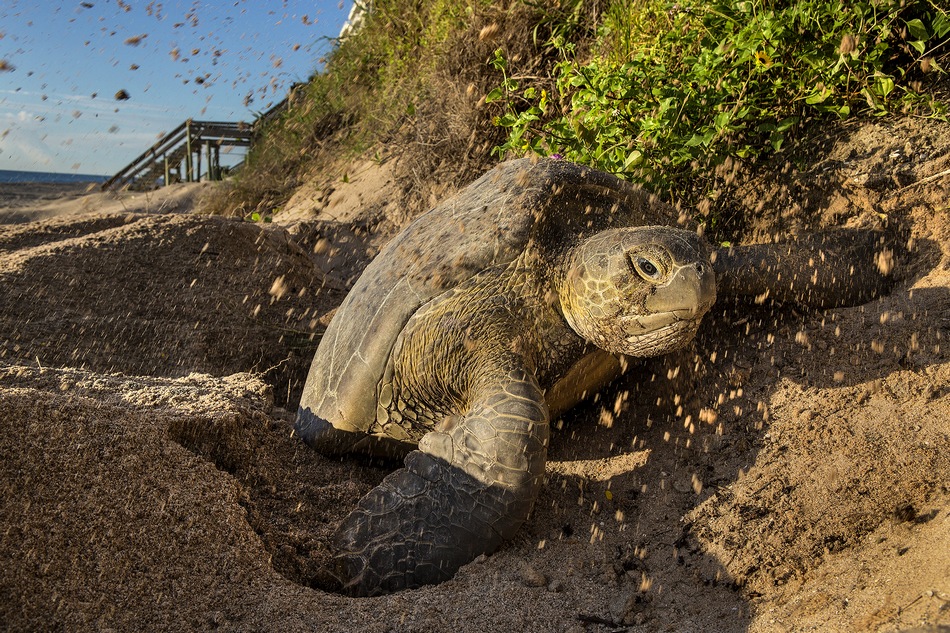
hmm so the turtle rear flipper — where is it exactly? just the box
[713,228,896,308]
[296,407,416,459]
[331,367,549,596]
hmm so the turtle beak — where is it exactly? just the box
[646,261,716,319]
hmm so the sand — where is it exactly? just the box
[1,115,948,632]
[0,181,216,224]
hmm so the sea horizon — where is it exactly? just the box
[0,169,109,184]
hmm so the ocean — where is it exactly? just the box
[0,169,108,184]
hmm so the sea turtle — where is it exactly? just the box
[296,157,891,596]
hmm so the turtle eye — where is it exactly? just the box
[631,255,663,282]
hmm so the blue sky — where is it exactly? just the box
[0,1,352,175]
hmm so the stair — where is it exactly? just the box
[102,98,290,192]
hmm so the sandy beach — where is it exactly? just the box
[1,114,949,632]
[0,181,216,224]
[0,182,99,223]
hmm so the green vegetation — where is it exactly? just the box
[220,0,948,223]
[490,0,949,210]
[216,78,353,217]
[215,0,521,217]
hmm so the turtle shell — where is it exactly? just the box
[298,157,679,433]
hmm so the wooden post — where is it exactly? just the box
[184,120,193,182]
[205,141,213,181]
[164,155,170,187]
[195,142,202,182]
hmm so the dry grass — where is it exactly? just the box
[206,0,604,222]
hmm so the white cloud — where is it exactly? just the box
[0,125,56,169]
[0,85,253,173]
[0,91,189,173]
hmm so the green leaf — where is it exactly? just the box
[685,130,716,147]
[484,87,504,103]
[805,85,829,104]
[713,111,733,129]
[933,14,950,38]
[905,18,929,41]
[866,79,887,109]
[909,40,926,55]
[489,48,507,71]
[770,131,784,152]
[874,75,895,98]
[776,116,800,132]
[250,212,261,222]
[622,150,644,170]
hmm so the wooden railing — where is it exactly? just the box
[101,97,291,192]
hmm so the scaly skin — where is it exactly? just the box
[322,227,714,596]
[332,368,548,596]
[712,229,894,308]
[295,159,896,597]
[329,255,561,595]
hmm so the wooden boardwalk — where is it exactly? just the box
[102,99,289,191]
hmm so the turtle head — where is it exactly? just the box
[559,226,716,357]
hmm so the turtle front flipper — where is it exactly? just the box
[713,228,896,308]
[331,368,549,597]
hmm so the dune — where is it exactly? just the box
[1,116,948,631]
